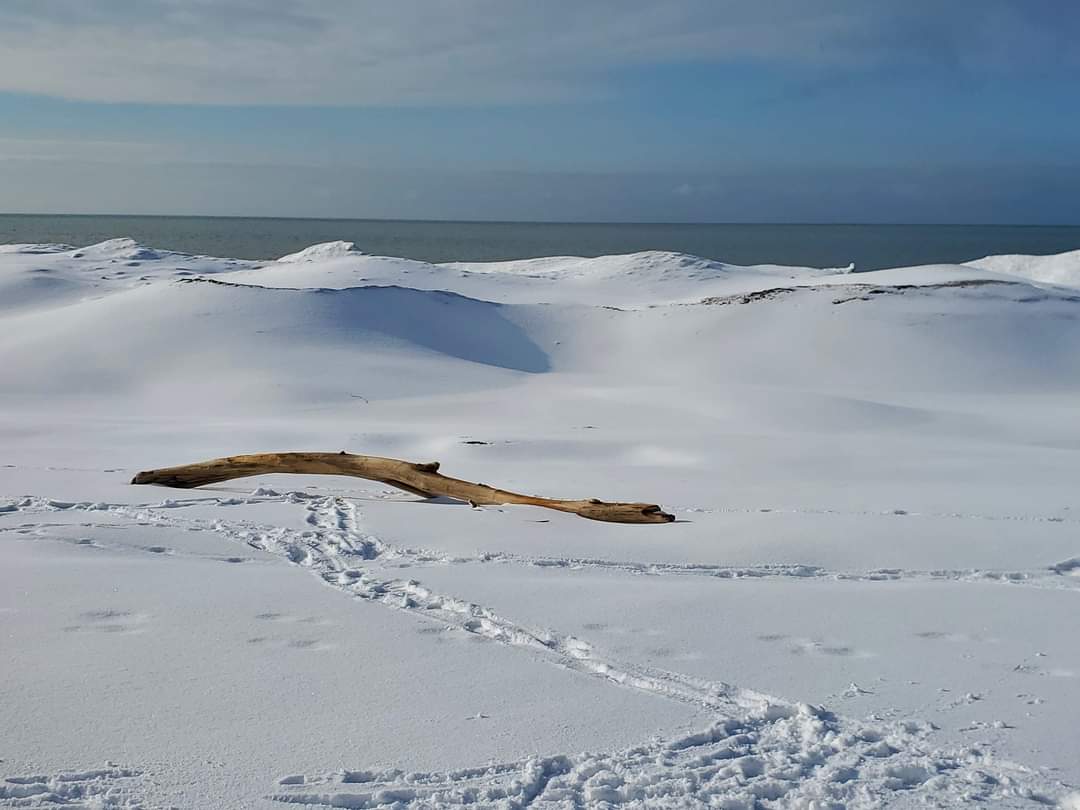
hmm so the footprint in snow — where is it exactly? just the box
[247,636,336,652]
[63,609,150,634]
[254,612,333,626]
[0,765,143,807]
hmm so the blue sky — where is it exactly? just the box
[1,0,1078,223]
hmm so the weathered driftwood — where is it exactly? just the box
[131,451,674,524]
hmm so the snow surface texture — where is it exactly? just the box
[966,248,1080,288]
[3,240,1080,808]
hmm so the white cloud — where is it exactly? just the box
[0,1,1075,106]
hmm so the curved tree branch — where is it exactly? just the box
[132,451,675,525]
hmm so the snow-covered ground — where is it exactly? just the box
[3,238,1080,808]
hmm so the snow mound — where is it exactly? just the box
[70,238,162,261]
[965,249,1080,288]
[277,241,364,263]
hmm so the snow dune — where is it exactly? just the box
[966,247,1080,288]
[231,248,852,307]
[3,239,1080,808]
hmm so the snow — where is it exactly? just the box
[3,240,1080,808]
[966,248,1080,288]
[277,240,365,263]
[67,237,163,262]
[233,247,854,308]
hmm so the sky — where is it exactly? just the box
[1,0,1078,223]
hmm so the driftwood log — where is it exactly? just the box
[131,451,674,524]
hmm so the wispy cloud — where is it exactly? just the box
[1,1,1076,106]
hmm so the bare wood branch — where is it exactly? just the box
[131,451,675,524]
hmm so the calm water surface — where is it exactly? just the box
[2,214,1079,270]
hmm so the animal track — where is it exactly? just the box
[247,612,336,651]
[63,609,149,635]
[254,612,333,626]
[757,633,787,642]
[758,633,862,658]
[914,630,998,644]
[790,641,856,657]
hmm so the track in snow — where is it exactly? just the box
[3,490,1075,807]
[4,493,1079,593]
[0,766,144,809]
[270,713,1055,809]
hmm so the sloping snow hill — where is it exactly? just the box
[0,279,549,407]
[965,248,1080,288]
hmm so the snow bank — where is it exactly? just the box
[277,240,364,262]
[966,248,1080,288]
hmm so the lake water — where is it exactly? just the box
[2,214,1079,270]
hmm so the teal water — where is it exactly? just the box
[2,214,1079,270]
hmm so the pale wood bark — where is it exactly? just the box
[132,451,674,524]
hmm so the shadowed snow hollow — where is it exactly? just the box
[0,279,549,408]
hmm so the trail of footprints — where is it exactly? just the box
[3,492,1079,591]
[2,491,1077,807]
[269,713,1058,809]
[0,766,144,809]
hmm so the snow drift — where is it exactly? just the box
[966,247,1080,288]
